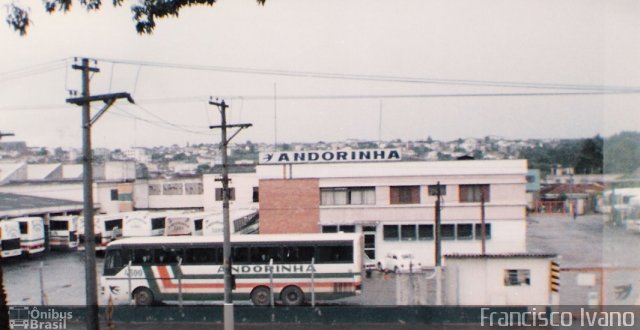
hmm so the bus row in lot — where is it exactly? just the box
[0,209,258,258]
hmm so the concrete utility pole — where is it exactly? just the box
[66,58,134,330]
[434,181,442,267]
[209,98,251,330]
[480,191,487,255]
[434,181,443,306]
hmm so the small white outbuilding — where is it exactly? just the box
[444,253,558,306]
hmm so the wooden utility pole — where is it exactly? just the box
[209,98,251,330]
[67,58,133,330]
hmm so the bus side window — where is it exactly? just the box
[232,247,250,264]
[283,246,315,263]
[185,248,212,264]
[132,248,153,265]
[251,246,282,264]
[317,245,353,263]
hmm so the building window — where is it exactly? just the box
[428,185,447,196]
[456,224,473,240]
[321,187,375,205]
[322,225,355,233]
[185,183,203,195]
[390,186,420,204]
[148,184,161,196]
[418,224,434,240]
[504,269,531,286]
[215,188,236,201]
[475,223,492,240]
[322,225,338,233]
[383,225,399,241]
[163,183,184,196]
[441,224,455,240]
[401,225,416,241]
[252,187,259,203]
[110,189,119,201]
[459,184,490,202]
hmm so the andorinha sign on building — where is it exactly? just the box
[259,149,401,164]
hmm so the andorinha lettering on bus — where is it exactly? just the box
[480,307,636,327]
[216,264,317,273]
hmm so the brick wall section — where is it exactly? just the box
[259,178,320,234]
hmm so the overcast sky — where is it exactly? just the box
[1,0,639,149]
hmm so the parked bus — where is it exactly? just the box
[165,212,208,236]
[13,217,45,255]
[122,211,170,237]
[123,211,168,237]
[0,219,22,258]
[49,215,79,250]
[201,210,258,236]
[101,233,362,306]
[79,213,125,251]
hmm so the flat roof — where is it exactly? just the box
[0,192,84,218]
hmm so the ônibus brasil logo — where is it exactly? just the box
[9,307,73,329]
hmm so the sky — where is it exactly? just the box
[1,0,639,149]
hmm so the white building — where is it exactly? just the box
[202,172,259,212]
[257,157,528,266]
[444,253,557,306]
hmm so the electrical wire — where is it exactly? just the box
[2,88,638,113]
[93,57,638,92]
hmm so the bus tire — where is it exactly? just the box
[250,286,272,306]
[133,287,154,306]
[280,285,304,306]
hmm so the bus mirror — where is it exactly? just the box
[231,274,237,290]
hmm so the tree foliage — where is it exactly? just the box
[6,0,266,35]
[516,134,640,176]
[603,132,640,174]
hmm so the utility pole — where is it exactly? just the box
[0,131,15,140]
[209,98,251,330]
[434,181,442,267]
[434,181,443,305]
[480,191,486,255]
[66,58,134,330]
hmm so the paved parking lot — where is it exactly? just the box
[527,213,640,305]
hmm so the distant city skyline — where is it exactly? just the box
[1,0,638,149]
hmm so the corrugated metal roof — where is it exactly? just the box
[444,253,557,259]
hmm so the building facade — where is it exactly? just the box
[257,159,528,266]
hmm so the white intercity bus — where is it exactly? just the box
[101,233,363,306]
[123,211,169,238]
[13,217,45,255]
[201,210,259,236]
[0,219,22,258]
[164,212,209,236]
[79,213,126,251]
[49,215,79,250]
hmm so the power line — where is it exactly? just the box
[3,89,638,113]
[94,57,638,92]
[0,60,67,84]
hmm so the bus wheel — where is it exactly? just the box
[133,287,154,306]
[250,286,271,306]
[280,285,304,306]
